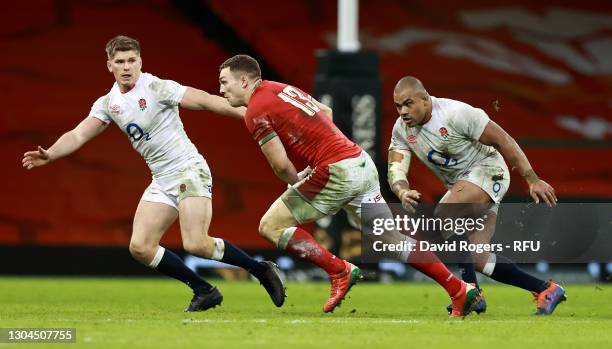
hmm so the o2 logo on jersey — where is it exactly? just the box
[126,123,151,142]
[427,149,457,167]
[277,86,321,116]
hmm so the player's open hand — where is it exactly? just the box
[529,179,557,207]
[399,189,421,213]
[22,146,51,170]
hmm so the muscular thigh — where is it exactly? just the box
[263,197,300,229]
[436,180,494,240]
[261,197,300,243]
[132,200,178,246]
[437,180,494,217]
[442,180,493,204]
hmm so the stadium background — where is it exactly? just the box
[1,0,611,279]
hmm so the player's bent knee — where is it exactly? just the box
[258,216,271,237]
[129,240,155,264]
[258,216,284,244]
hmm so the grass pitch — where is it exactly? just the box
[1,277,611,348]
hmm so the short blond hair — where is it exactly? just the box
[105,35,140,59]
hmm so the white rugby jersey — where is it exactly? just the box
[389,96,504,186]
[88,72,200,176]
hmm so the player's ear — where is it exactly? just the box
[107,60,112,73]
[421,94,430,104]
[240,75,248,88]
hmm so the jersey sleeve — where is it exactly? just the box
[244,103,277,146]
[389,118,410,151]
[148,77,187,106]
[451,104,490,141]
[88,95,112,124]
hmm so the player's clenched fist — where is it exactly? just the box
[22,146,51,170]
[399,189,421,213]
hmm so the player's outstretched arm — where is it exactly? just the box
[260,137,299,185]
[479,120,557,206]
[22,117,108,170]
[180,87,246,119]
[388,149,420,212]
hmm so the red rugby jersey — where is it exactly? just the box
[244,81,361,167]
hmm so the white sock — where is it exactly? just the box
[278,227,297,249]
[211,238,225,261]
[482,253,497,276]
[148,246,165,268]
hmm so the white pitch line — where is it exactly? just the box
[44,317,612,325]
[180,318,420,324]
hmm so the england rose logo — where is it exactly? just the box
[110,104,121,115]
[138,98,147,111]
[439,127,449,139]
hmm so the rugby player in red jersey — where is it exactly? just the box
[218,55,482,316]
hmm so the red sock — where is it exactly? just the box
[284,228,345,275]
[407,247,462,297]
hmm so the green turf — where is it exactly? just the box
[1,278,611,348]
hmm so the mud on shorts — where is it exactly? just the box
[440,153,510,214]
[141,157,213,209]
[281,151,384,227]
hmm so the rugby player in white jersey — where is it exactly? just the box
[21,35,285,312]
[388,76,566,315]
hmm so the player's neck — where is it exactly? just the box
[421,112,432,125]
[420,102,433,125]
[119,83,135,94]
[245,78,263,105]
